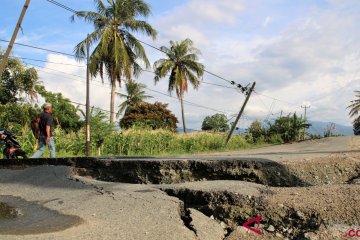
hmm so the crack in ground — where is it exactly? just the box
[159,186,340,239]
[158,188,198,237]
[178,201,198,237]
[67,176,115,200]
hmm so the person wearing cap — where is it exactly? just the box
[31,103,56,158]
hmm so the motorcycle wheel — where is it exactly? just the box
[13,149,28,159]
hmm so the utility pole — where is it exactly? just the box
[0,0,31,77]
[301,104,310,141]
[301,105,310,121]
[225,82,256,145]
[85,34,91,157]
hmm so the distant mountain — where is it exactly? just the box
[177,121,354,136]
[307,121,354,136]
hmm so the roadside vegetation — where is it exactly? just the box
[16,126,267,157]
[1,0,350,159]
[0,53,330,158]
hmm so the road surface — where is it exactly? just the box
[0,136,358,240]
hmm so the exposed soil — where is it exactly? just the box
[158,137,360,239]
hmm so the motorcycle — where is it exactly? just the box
[0,129,28,159]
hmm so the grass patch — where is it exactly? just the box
[15,126,271,158]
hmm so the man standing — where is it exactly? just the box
[31,103,56,158]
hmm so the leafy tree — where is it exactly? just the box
[79,107,114,155]
[72,0,157,123]
[247,120,266,142]
[153,38,204,133]
[116,81,152,117]
[201,114,229,132]
[120,102,178,131]
[0,53,40,104]
[267,113,306,143]
[36,85,81,132]
[0,104,39,134]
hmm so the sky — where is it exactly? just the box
[1,0,360,131]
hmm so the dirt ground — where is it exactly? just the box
[161,137,360,239]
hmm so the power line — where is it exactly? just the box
[128,68,240,91]
[44,0,251,93]
[23,61,129,95]
[0,39,77,58]
[254,90,301,109]
[135,40,250,93]
[69,100,114,114]
[46,0,77,14]
[1,45,242,92]
[144,87,231,114]
[19,58,248,121]
[15,56,85,67]
[24,60,233,116]
[12,54,307,125]
[201,81,239,89]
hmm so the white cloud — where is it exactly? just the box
[36,54,119,120]
[33,1,360,129]
[145,0,360,127]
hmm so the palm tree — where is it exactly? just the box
[348,91,360,118]
[72,0,157,123]
[116,81,152,117]
[153,38,204,133]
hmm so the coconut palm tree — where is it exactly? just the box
[153,38,204,133]
[348,91,360,118]
[72,0,157,123]
[116,81,152,117]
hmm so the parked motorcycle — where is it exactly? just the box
[0,129,28,159]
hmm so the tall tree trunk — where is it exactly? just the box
[180,95,187,133]
[110,72,116,124]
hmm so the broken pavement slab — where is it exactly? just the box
[187,208,225,240]
[0,166,198,240]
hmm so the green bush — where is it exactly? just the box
[201,114,229,132]
[120,102,178,131]
[267,134,284,144]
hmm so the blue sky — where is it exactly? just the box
[1,0,360,131]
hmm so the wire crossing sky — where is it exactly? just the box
[1,0,359,129]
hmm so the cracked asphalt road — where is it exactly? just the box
[0,136,358,239]
[0,166,206,240]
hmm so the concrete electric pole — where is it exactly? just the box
[86,34,91,157]
[225,82,256,146]
[0,0,31,76]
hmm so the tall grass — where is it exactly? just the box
[13,126,266,157]
[102,128,253,156]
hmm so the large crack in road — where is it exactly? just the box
[0,136,359,239]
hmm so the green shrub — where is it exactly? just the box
[267,134,284,144]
